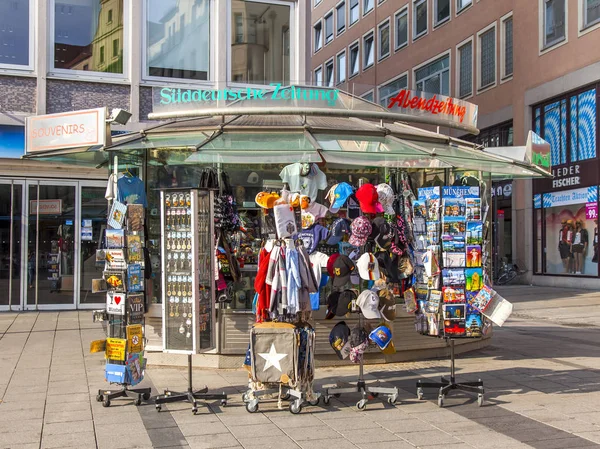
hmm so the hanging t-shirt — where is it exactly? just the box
[279,163,327,202]
[309,251,330,311]
[301,201,329,229]
[296,224,329,254]
[117,176,147,207]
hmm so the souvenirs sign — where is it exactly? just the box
[106,292,126,315]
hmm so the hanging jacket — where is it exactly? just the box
[254,248,272,322]
[286,247,301,314]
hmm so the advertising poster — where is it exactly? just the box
[126,324,143,353]
[106,292,126,315]
[105,338,127,361]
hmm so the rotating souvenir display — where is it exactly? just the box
[408,182,513,407]
[155,188,227,414]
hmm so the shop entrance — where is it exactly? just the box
[0,179,109,311]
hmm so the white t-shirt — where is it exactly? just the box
[279,163,327,202]
[309,251,329,286]
[301,202,329,229]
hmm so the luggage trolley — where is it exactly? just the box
[242,322,321,414]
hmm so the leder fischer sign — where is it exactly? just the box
[25,108,107,153]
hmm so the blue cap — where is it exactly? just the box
[330,183,354,212]
[369,325,392,350]
[327,218,351,245]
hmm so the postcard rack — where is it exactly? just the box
[97,199,151,407]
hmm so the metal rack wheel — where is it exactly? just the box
[356,399,367,410]
[438,395,444,408]
[323,396,331,405]
[417,387,424,400]
[246,401,259,413]
[478,394,484,407]
[307,397,320,406]
[102,398,111,408]
[155,404,162,412]
[289,400,303,414]
[134,396,142,406]
[143,392,151,401]
[96,394,103,402]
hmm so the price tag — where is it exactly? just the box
[586,202,598,220]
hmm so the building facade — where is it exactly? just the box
[308,0,600,287]
[0,0,308,310]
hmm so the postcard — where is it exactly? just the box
[466,222,483,245]
[105,249,127,270]
[442,239,465,252]
[442,198,466,221]
[442,286,466,303]
[443,221,466,237]
[425,290,442,313]
[103,270,126,292]
[404,288,418,314]
[413,216,427,235]
[427,313,441,336]
[426,199,440,222]
[465,268,484,291]
[444,303,466,320]
[426,222,440,245]
[466,245,482,268]
[127,234,143,263]
[127,204,144,232]
[468,284,495,312]
[91,279,107,293]
[444,319,466,337]
[108,201,127,229]
[127,264,142,292]
[466,198,481,221]
[444,252,466,268]
[465,313,483,337]
[415,313,428,334]
[106,229,125,249]
[413,200,427,219]
[442,268,465,287]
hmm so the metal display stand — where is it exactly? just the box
[97,386,152,407]
[155,188,227,414]
[155,355,227,414]
[416,338,484,407]
[323,314,399,410]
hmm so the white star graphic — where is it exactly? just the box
[258,343,287,372]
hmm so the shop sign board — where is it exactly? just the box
[386,89,478,129]
[534,161,599,194]
[126,324,143,353]
[25,108,106,153]
[29,199,62,215]
[541,186,597,208]
[105,338,126,361]
[106,292,126,315]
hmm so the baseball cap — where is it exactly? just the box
[378,289,396,321]
[371,217,394,249]
[356,252,381,281]
[355,183,383,214]
[327,218,351,245]
[327,253,340,277]
[349,325,369,364]
[349,216,372,247]
[369,325,392,350]
[325,291,341,319]
[327,182,354,212]
[332,255,356,287]
[376,184,395,215]
[356,290,382,319]
[329,321,351,359]
[336,290,357,316]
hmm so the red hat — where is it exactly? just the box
[327,253,341,277]
[355,183,383,214]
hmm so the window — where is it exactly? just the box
[363,0,373,15]
[413,0,428,39]
[0,0,31,68]
[325,11,334,44]
[314,0,322,6]
[479,26,496,90]
[415,54,450,95]
[502,15,513,78]
[235,13,244,43]
[112,38,119,57]
[543,0,566,48]
[363,31,374,69]
[336,2,346,34]
[336,51,346,84]
[458,40,472,98]
[107,8,113,23]
[54,0,124,74]
[570,89,597,162]
[457,0,471,13]
[361,91,374,102]
[395,7,408,50]
[350,0,359,25]
[435,0,450,26]
[229,0,290,84]
[146,0,209,81]
[325,59,334,87]
[379,75,408,107]
[314,20,322,52]
[349,41,359,77]
[378,20,390,60]
[314,66,323,86]
[583,0,600,28]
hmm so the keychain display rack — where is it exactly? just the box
[154,188,227,414]
[322,312,399,410]
[416,338,484,407]
[96,196,151,407]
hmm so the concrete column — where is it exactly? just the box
[129,0,141,125]
[35,0,48,115]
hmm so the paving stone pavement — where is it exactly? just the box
[1,286,600,448]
